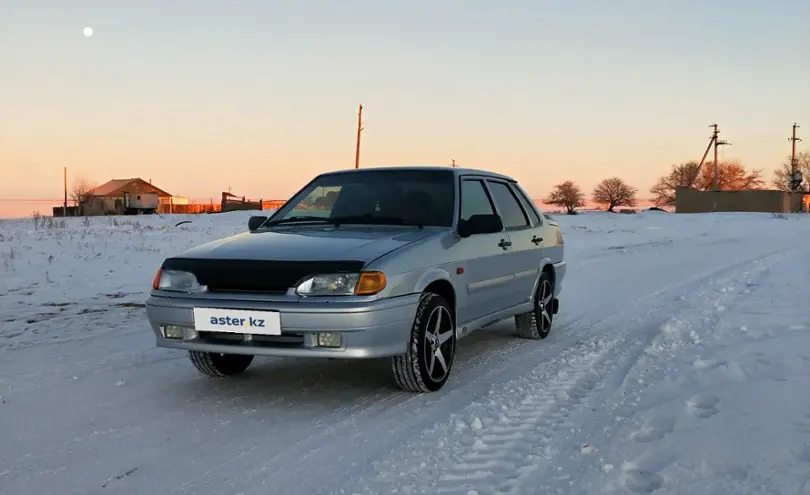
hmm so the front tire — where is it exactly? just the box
[189,351,254,377]
[392,293,457,393]
[515,271,555,340]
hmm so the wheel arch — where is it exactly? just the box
[528,259,557,301]
[542,261,556,286]
[414,269,456,324]
[539,261,560,315]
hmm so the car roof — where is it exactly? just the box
[318,165,516,182]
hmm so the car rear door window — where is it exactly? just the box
[487,180,530,229]
[460,180,496,221]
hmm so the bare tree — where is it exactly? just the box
[544,180,586,215]
[771,151,810,191]
[649,161,702,207]
[70,179,96,215]
[695,161,764,191]
[649,160,763,207]
[592,177,638,212]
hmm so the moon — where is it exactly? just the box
[83,26,93,37]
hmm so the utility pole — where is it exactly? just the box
[63,166,68,214]
[708,124,730,212]
[354,104,363,169]
[710,124,719,192]
[451,158,456,168]
[789,122,802,211]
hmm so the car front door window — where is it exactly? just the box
[460,179,495,220]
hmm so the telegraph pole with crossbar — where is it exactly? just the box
[707,124,730,211]
[789,123,802,211]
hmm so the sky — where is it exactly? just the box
[1,0,809,218]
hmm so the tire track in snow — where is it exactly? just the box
[201,249,778,495]
[519,247,794,495]
[346,246,797,495]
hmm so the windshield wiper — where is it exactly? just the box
[264,216,333,227]
[328,215,424,228]
[265,214,425,229]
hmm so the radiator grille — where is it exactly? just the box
[162,258,366,293]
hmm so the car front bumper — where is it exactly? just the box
[145,292,421,359]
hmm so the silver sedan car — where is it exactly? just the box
[145,166,566,392]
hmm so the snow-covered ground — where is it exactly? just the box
[1,210,809,495]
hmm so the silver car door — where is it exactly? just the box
[484,179,542,309]
[455,178,516,325]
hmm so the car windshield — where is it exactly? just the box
[267,169,456,228]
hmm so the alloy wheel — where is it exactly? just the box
[535,279,554,333]
[423,305,455,382]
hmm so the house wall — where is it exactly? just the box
[126,192,159,210]
[675,188,795,213]
[79,197,125,216]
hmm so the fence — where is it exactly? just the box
[675,187,805,213]
[148,199,285,215]
[52,206,79,217]
[262,199,286,210]
[157,202,221,214]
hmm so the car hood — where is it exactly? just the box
[171,226,444,264]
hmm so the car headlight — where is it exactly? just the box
[152,268,206,292]
[295,271,387,296]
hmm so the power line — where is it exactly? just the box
[0,198,65,202]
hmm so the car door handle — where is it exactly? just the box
[531,235,543,245]
[498,238,512,249]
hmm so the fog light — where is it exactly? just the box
[316,332,342,348]
[162,325,186,339]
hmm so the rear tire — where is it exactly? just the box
[189,351,254,377]
[515,270,555,340]
[392,293,457,393]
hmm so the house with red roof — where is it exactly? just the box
[82,178,173,215]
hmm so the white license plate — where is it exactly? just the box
[192,307,281,335]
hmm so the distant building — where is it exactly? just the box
[81,178,173,215]
[221,191,263,212]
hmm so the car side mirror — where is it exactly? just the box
[248,215,267,232]
[457,214,504,238]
